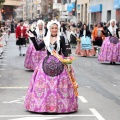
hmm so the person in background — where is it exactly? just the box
[76,24,95,57]
[44,23,48,36]
[92,22,104,47]
[60,21,66,33]
[11,21,15,33]
[24,20,46,70]
[116,22,120,39]
[92,22,105,55]
[70,26,77,48]
[98,19,120,64]
[16,20,28,56]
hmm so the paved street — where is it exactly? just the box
[0,34,120,120]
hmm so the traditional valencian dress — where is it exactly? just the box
[98,20,120,63]
[24,30,46,70]
[24,35,78,113]
[75,29,95,57]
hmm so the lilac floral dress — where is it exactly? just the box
[98,29,120,63]
[24,34,46,70]
[24,36,78,113]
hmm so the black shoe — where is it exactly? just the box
[113,62,116,65]
[19,53,22,56]
[23,54,25,56]
[110,62,113,64]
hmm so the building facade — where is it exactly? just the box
[1,0,21,20]
[89,0,118,24]
[21,0,42,21]
[113,0,120,22]
[53,0,76,22]
[40,0,53,21]
[77,0,90,24]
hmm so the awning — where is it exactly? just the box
[114,0,120,9]
[90,4,102,13]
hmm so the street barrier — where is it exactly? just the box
[0,30,8,59]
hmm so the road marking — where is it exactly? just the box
[90,108,105,120]
[2,96,25,104]
[78,96,88,103]
[0,69,5,71]
[0,108,105,120]
[0,64,7,66]
[0,87,28,89]
[17,96,25,100]
[0,114,95,118]
[0,59,7,62]
[2,56,7,58]
[3,100,23,104]
[9,117,61,120]
[4,51,8,53]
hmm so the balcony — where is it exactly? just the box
[3,0,21,6]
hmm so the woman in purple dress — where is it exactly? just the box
[24,20,78,113]
[98,19,120,64]
[24,20,46,70]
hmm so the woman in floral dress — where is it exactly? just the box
[98,19,120,64]
[24,20,78,113]
[24,20,46,70]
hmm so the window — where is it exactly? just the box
[57,0,61,3]
[62,0,67,4]
[77,5,80,10]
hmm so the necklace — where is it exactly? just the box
[51,34,57,37]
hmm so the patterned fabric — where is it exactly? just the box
[24,43,46,70]
[36,39,45,51]
[109,36,119,44]
[24,58,78,113]
[42,55,64,77]
[75,42,95,56]
[98,37,120,62]
[81,36,92,50]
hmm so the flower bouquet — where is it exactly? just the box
[76,38,81,42]
[52,50,75,64]
[62,56,75,64]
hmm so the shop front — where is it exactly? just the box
[3,6,14,20]
[90,4,102,24]
[67,2,76,22]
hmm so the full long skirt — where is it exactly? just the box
[24,43,46,70]
[24,56,78,113]
[98,37,120,62]
[75,42,95,57]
